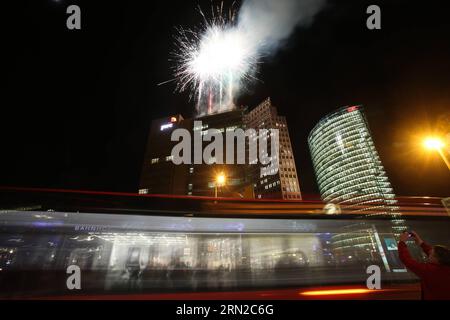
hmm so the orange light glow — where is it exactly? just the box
[299,288,376,296]
[423,137,444,150]
[216,173,226,186]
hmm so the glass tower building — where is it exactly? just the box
[308,106,398,216]
[308,106,406,272]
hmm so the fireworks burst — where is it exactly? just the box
[170,4,259,116]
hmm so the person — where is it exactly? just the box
[398,231,450,300]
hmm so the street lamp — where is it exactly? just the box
[215,173,226,198]
[423,136,450,170]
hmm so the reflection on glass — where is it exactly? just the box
[1,215,449,298]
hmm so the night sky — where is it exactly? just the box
[3,0,450,198]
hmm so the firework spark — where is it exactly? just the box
[165,0,327,116]
[171,5,259,116]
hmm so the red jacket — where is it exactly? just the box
[398,241,450,300]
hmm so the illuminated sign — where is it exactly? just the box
[160,123,173,131]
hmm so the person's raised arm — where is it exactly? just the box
[398,232,430,277]
[410,231,432,257]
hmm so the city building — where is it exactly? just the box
[244,98,302,200]
[187,107,253,198]
[139,109,253,197]
[308,105,398,215]
[139,114,191,195]
[308,105,406,272]
[140,98,301,199]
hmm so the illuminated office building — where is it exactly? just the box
[139,110,252,197]
[140,98,300,199]
[187,108,252,197]
[139,114,191,195]
[308,106,398,215]
[244,98,302,200]
[308,106,406,272]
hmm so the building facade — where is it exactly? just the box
[139,114,191,195]
[308,105,406,272]
[139,109,253,197]
[186,108,253,198]
[308,105,398,215]
[244,98,301,200]
[140,98,301,200]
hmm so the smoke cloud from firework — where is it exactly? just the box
[171,0,327,116]
[238,0,327,54]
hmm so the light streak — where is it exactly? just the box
[299,288,381,296]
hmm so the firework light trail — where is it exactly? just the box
[171,4,259,116]
[166,0,327,116]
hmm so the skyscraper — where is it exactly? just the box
[139,98,301,200]
[186,107,253,198]
[244,98,301,200]
[139,114,191,195]
[308,106,406,272]
[308,105,397,215]
[139,109,253,198]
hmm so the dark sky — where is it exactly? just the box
[3,0,450,198]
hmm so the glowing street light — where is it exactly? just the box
[216,173,226,186]
[423,137,444,150]
[215,173,226,198]
[423,136,450,170]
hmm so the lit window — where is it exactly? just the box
[151,158,159,164]
[138,189,148,194]
[166,155,173,162]
[160,123,173,131]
